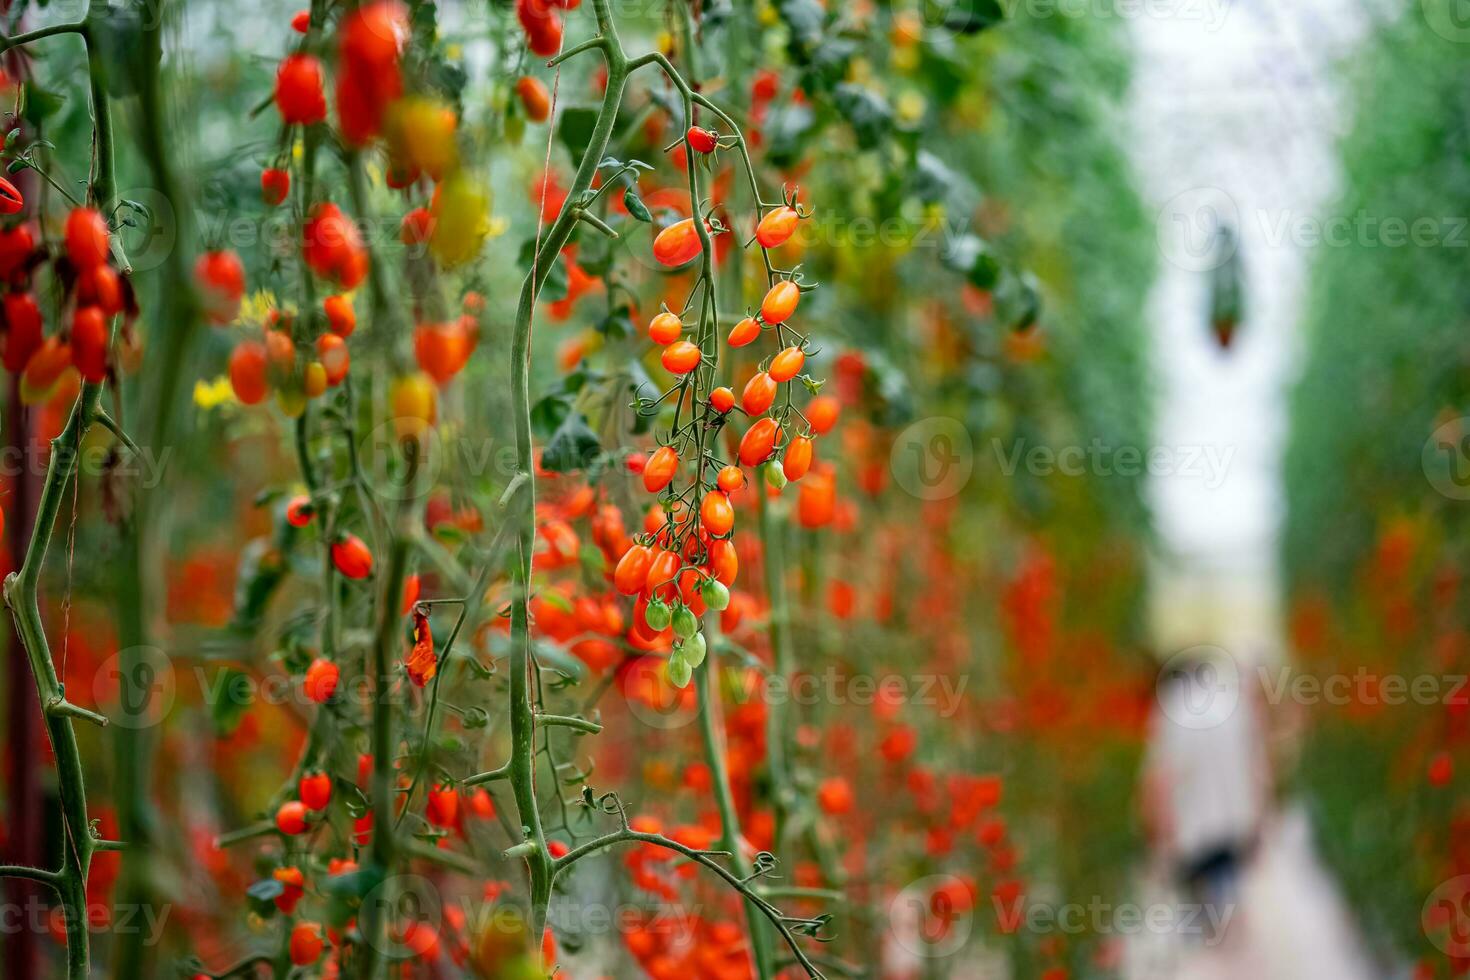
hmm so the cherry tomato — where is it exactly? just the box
[261,167,291,206]
[652,217,709,267]
[323,294,356,337]
[709,386,735,413]
[229,340,269,405]
[427,784,460,827]
[615,544,655,595]
[648,311,683,345]
[701,492,735,536]
[275,801,309,835]
[64,207,110,269]
[316,333,350,386]
[806,394,840,434]
[661,340,702,375]
[304,658,338,705]
[0,175,23,215]
[728,315,760,348]
[299,771,332,810]
[783,436,814,481]
[708,538,738,586]
[517,76,552,122]
[195,249,246,324]
[289,922,324,966]
[1,292,42,373]
[741,372,777,415]
[769,345,805,382]
[738,417,780,467]
[71,306,108,383]
[645,548,681,597]
[643,446,679,493]
[286,494,314,528]
[275,53,327,125]
[686,126,719,153]
[760,280,800,325]
[756,206,800,248]
[332,534,374,579]
[717,465,745,493]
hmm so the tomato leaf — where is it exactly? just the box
[623,187,653,223]
[934,0,1006,34]
[541,411,602,473]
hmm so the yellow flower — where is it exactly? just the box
[194,375,236,409]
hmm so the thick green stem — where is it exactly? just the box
[2,382,108,980]
[505,0,625,948]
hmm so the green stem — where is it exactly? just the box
[505,0,624,948]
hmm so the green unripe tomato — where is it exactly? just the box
[680,631,707,668]
[644,596,672,632]
[667,652,692,688]
[672,603,699,640]
[700,578,730,611]
[764,461,788,490]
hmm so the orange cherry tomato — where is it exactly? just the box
[615,544,655,595]
[708,538,739,586]
[324,294,356,337]
[738,417,780,467]
[643,446,679,493]
[229,340,269,404]
[661,340,702,375]
[741,372,777,415]
[517,76,552,122]
[717,465,745,493]
[316,333,350,386]
[756,206,800,249]
[645,548,681,597]
[701,492,735,536]
[783,436,814,481]
[760,280,800,325]
[709,386,735,413]
[648,311,683,345]
[807,395,840,434]
[71,306,108,383]
[65,207,110,269]
[652,217,710,267]
[768,345,805,382]
[728,316,761,348]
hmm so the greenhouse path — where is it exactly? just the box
[1127,0,1379,977]
[1123,808,1374,979]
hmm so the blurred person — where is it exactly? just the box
[1143,648,1270,928]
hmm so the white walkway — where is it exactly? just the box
[1126,0,1384,976]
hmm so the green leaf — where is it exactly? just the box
[933,0,1006,34]
[530,393,572,440]
[623,187,653,223]
[833,84,892,150]
[557,106,602,162]
[541,411,602,473]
